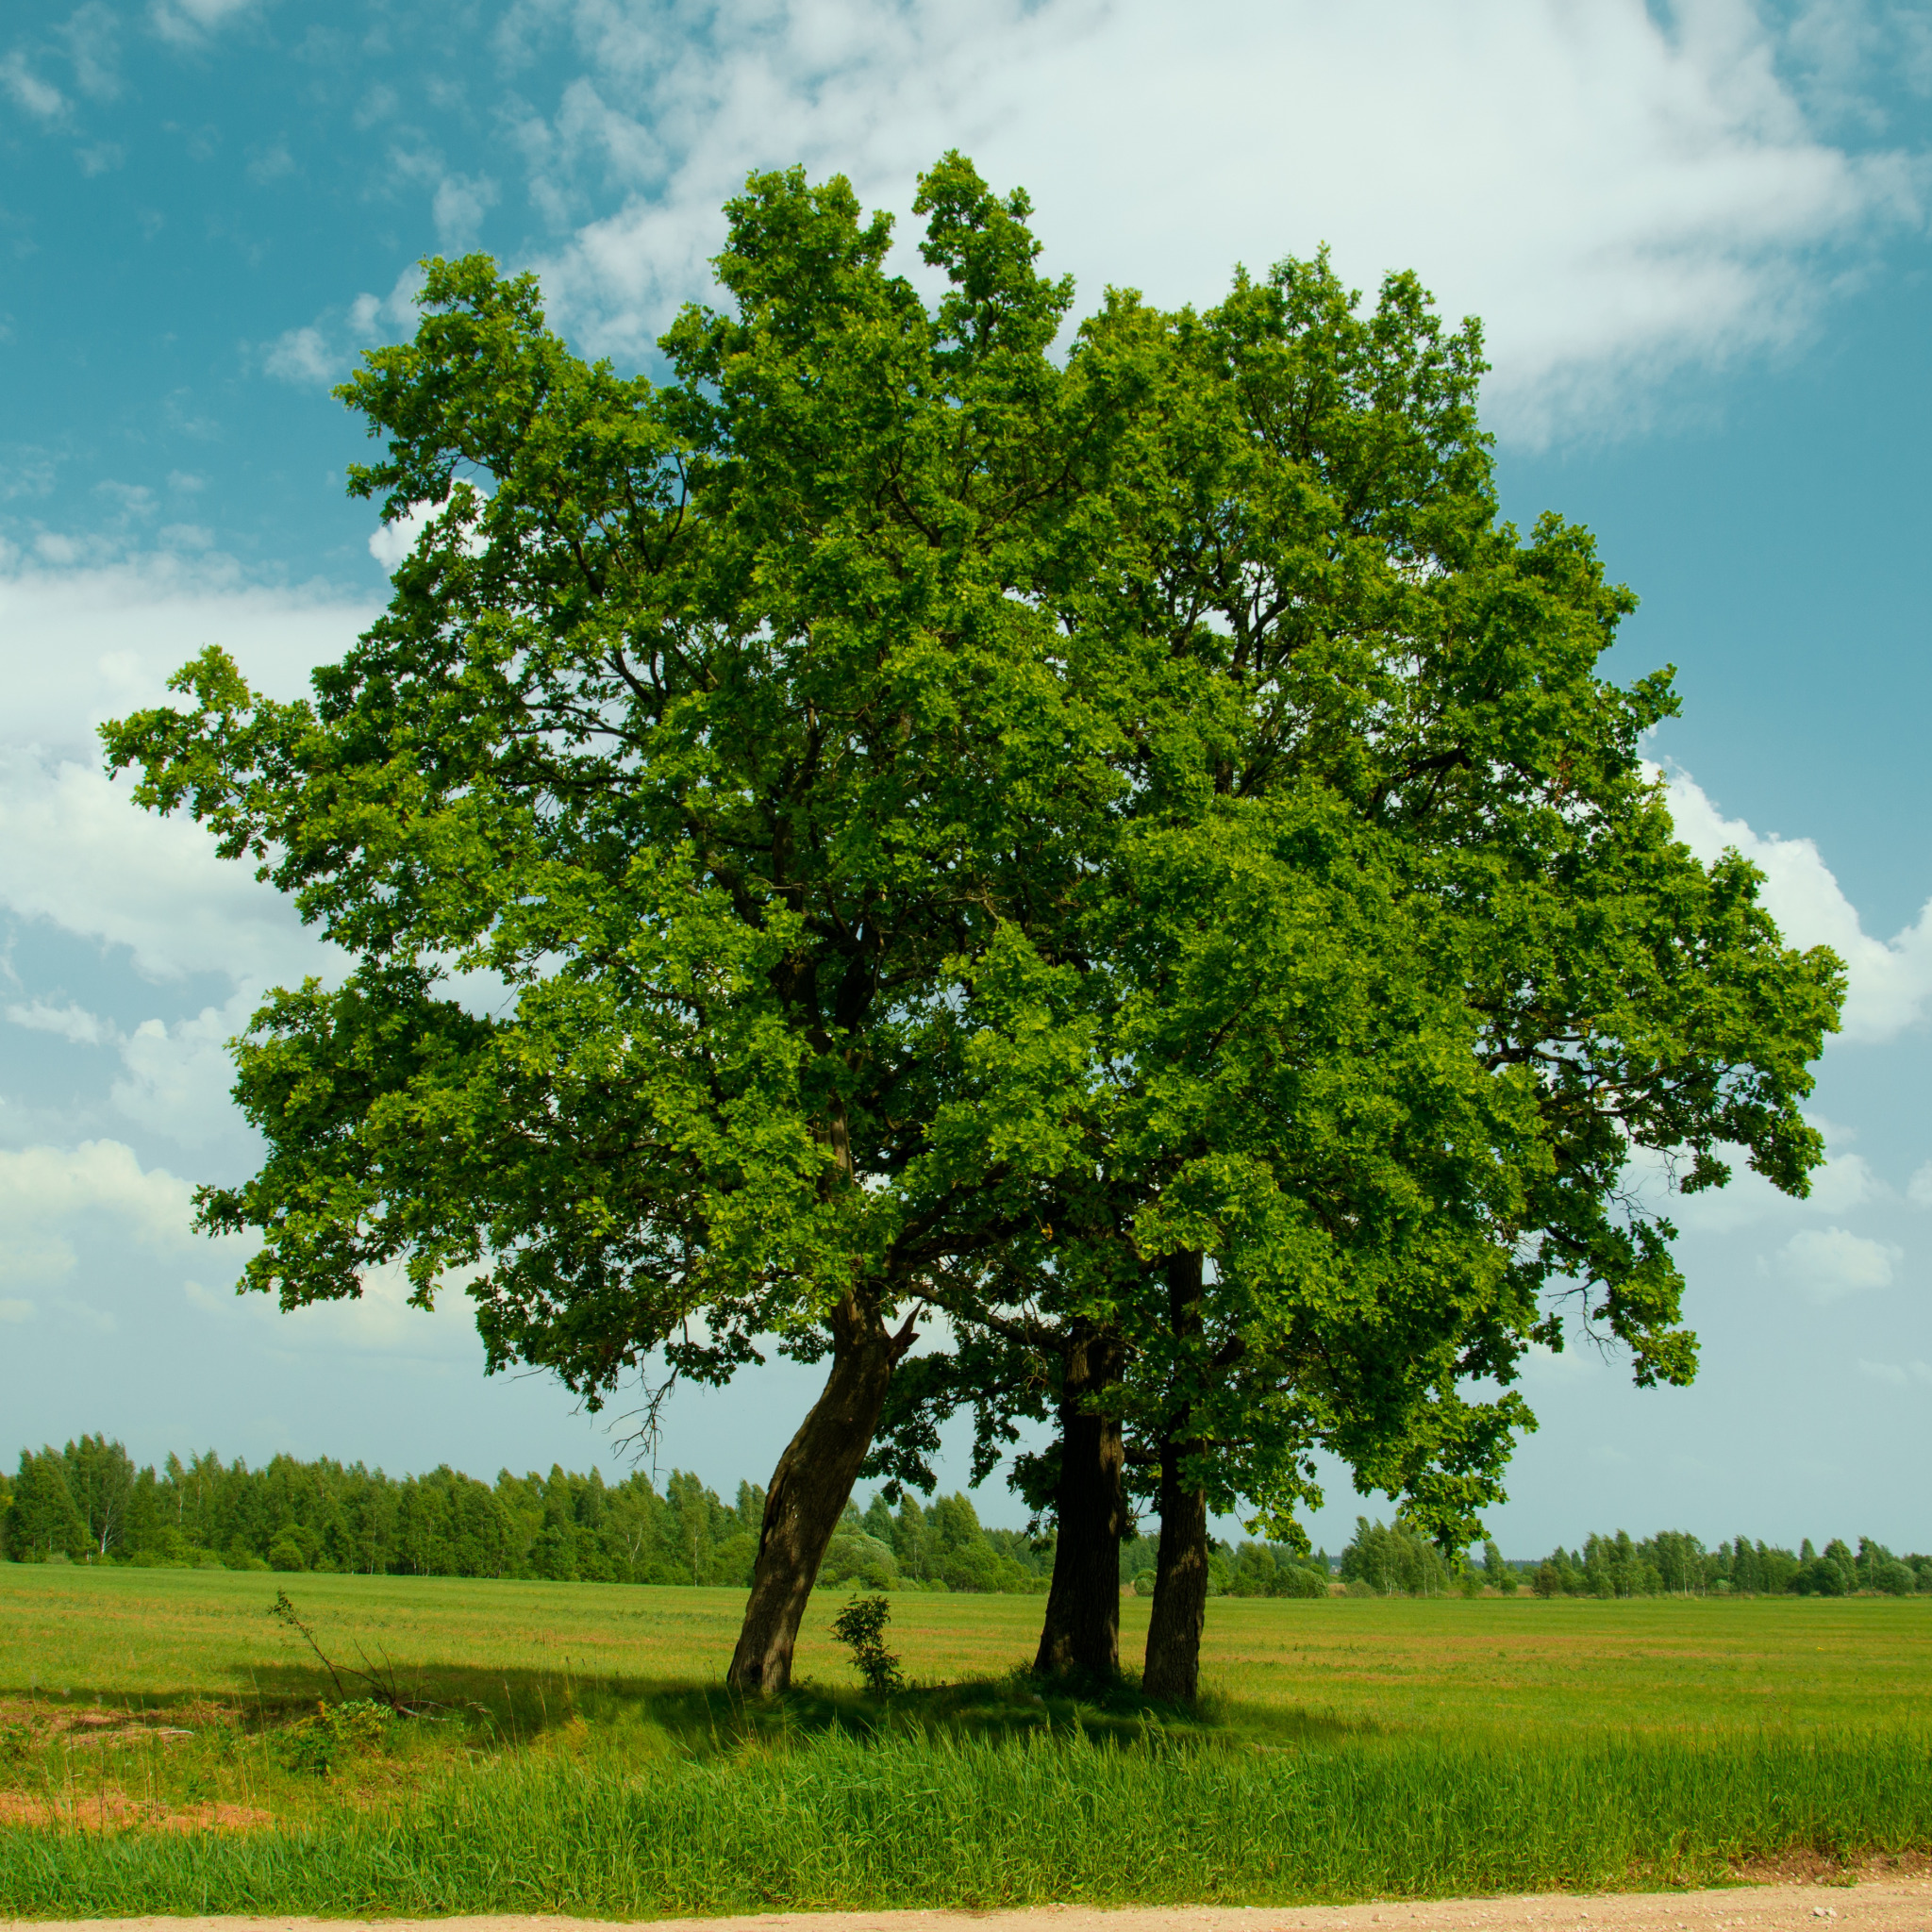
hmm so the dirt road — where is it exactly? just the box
[12,1874,1932,1932]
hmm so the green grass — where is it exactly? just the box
[2,1560,1927,1918]
[8,1559,1927,1729]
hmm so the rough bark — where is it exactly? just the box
[1142,1250,1209,1704]
[726,1289,913,1695]
[1033,1322,1127,1679]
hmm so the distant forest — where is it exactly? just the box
[2,1438,1926,1600]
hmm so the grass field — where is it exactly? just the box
[2,1560,1927,1918]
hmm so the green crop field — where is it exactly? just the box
[1,1560,1927,1919]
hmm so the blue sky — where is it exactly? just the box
[3,0,1931,1558]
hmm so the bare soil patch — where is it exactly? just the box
[0,1791,267,1832]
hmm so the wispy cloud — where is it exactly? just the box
[149,0,263,48]
[7,998,118,1047]
[0,51,67,122]
[1857,1357,1932,1388]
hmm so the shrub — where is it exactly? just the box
[828,1593,903,1698]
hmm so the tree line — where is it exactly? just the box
[1329,1517,1931,1598]
[104,154,1843,1703]
[0,1437,1044,1591]
[12,1441,1921,1605]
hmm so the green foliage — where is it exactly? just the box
[828,1592,904,1697]
[3,1448,86,1562]
[867,201,1844,1567]
[2,1436,768,1586]
[1339,1517,1451,1598]
[1483,1541,1518,1595]
[101,155,1106,1432]
[278,1699,395,1776]
[99,153,1844,1602]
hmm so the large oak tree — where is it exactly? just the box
[864,254,1842,1694]
[106,157,1106,1693]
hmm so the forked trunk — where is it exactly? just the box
[1143,1251,1208,1704]
[727,1290,912,1695]
[1033,1322,1126,1679]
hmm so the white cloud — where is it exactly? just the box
[0,1297,34,1323]
[507,0,1921,445]
[183,1255,481,1365]
[58,3,122,102]
[0,552,373,982]
[264,325,337,386]
[0,754,332,986]
[368,497,441,570]
[0,52,67,121]
[110,994,254,1148]
[1910,1161,1932,1209]
[1645,1112,1880,1235]
[149,0,261,45]
[1857,1357,1932,1387]
[1774,1225,1902,1303]
[1663,767,1932,1045]
[369,492,491,572]
[0,1140,218,1283]
[432,171,499,249]
[7,999,118,1047]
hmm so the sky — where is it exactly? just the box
[2,0,1931,1560]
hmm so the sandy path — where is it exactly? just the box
[12,1877,1932,1932]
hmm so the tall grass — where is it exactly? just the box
[4,1724,1927,1919]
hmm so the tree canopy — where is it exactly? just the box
[106,154,1842,1700]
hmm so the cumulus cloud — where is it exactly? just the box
[1773,1225,1902,1303]
[58,3,122,102]
[501,0,1922,444]
[1663,767,1932,1045]
[0,1297,34,1323]
[1910,1161,1932,1208]
[110,993,256,1148]
[0,754,332,987]
[0,1140,216,1282]
[0,550,373,982]
[264,326,335,385]
[432,171,499,249]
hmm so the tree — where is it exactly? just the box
[61,1434,136,1557]
[864,246,1839,1698]
[1483,1540,1516,1595]
[104,156,1103,1694]
[5,1449,86,1561]
[104,158,1838,1706]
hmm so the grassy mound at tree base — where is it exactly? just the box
[4,1724,1928,1920]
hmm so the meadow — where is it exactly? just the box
[1,1561,1927,1918]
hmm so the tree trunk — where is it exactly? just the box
[726,1289,912,1695]
[1033,1322,1127,1679]
[1143,1251,1208,1704]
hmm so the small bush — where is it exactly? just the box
[279,1699,394,1776]
[829,1593,904,1698]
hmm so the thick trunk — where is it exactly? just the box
[1033,1323,1127,1679]
[726,1290,910,1695]
[1142,1251,1208,1704]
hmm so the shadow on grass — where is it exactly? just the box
[0,1657,1368,1758]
